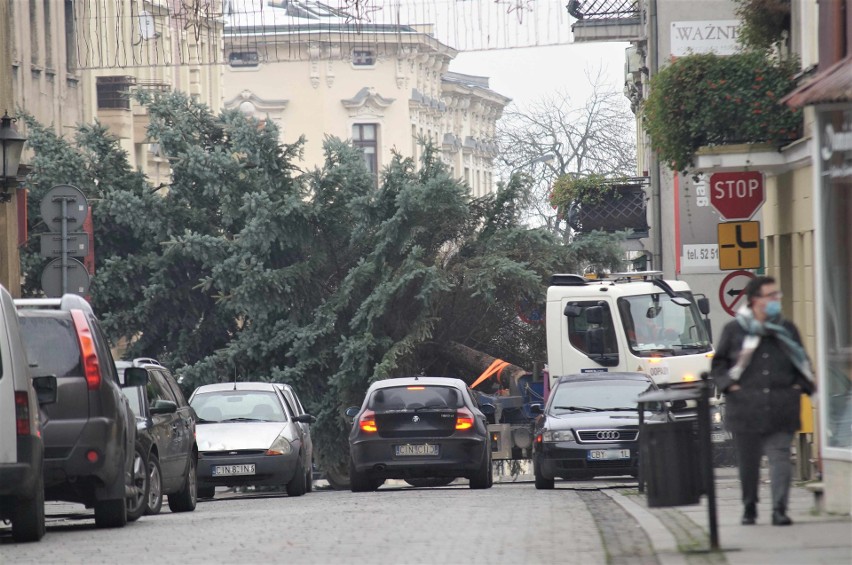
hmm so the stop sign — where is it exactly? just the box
[709,171,765,220]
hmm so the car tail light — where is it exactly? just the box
[15,392,30,435]
[359,410,377,433]
[86,450,99,463]
[71,310,100,390]
[455,408,474,430]
[406,386,425,390]
[535,433,543,444]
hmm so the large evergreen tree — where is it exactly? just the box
[20,91,625,473]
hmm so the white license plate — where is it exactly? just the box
[212,464,256,477]
[711,431,731,443]
[588,449,631,461]
[395,444,440,457]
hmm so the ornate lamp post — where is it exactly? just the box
[0,110,27,203]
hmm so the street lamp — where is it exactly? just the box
[0,110,27,203]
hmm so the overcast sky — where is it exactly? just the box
[450,42,630,110]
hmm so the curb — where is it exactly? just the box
[601,489,688,565]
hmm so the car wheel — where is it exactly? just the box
[469,451,493,489]
[404,477,455,488]
[534,458,555,490]
[126,443,150,522]
[168,455,198,513]
[145,452,164,515]
[305,465,313,493]
[349,456,379,492]
[197,486,216,500]
[12,477,45,542]
[286,456,308,497]
[325,465,351,491]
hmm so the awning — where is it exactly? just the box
[783,55,852,108]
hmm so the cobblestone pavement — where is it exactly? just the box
[0,480,652,564]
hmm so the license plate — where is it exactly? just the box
[212,464,256,477]
[394,444,439,457]
[711,431,731,443]
[588,449,631,461]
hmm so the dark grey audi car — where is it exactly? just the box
[346,377,494,492]
[532,372,667,488]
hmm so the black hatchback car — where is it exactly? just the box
[117,359,197,516]
[346,377,494,491]
[532,372,666,489]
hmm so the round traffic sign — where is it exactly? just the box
[40,184,89,230]
[40,257,91,298]
[718,270,756,317]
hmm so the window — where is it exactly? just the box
[146,370,176,408]
[352,123,378,175]
[352,49,374,66]
[228,51,259,67]
[64,0,76,70]
[96,76,135,110]
[564,301,619,358]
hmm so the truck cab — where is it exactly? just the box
[546,272,714,389]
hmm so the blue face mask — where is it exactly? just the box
[764,300,782,318]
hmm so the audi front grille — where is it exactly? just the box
[576,428,639,443]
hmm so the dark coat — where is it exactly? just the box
[710,319,815,434]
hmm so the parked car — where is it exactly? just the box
[14,295,145,528]
[117,358,198,516]
[0,285,56,542]
[189,382,315,498]
[273,383,314,493]
[345,376,494,492]
[532,372,667,489]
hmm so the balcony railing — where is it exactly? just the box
[567,179,649,239]
[568,0,640,21]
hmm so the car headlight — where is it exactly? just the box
[265,435,293,456]
[543,430,575,443]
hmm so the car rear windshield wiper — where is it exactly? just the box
[552,406,602,412]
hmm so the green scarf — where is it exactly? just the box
[735,305,815,384]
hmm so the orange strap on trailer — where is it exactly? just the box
[471,359,509,389]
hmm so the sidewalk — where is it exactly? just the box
[605,467,852,565]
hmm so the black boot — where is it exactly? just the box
[741,503,757,525]
[772,508,792,526]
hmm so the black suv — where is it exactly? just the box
[15,295,145,528]
[117,358,198,516]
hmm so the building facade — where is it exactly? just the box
[75,0,224,186]
[222,1,508,194]
[0,0,84,296]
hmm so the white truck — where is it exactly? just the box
[544,271,733,457]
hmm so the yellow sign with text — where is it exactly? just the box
[718,221,761,270]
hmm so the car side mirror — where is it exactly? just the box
[345,406,359,418]
[479,403,496,416]
[697,296,711,315]
[32,375,58,405]
[123,367,149,388]
[585,305,604,325]
[529,403,543,415]
[294,414,316,424]
[150,399,178,415]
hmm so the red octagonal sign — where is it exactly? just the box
[709,171,765,220]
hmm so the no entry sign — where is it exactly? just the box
[710,171,765,220]
[719,270,757,317]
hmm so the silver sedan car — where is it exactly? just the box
[189,382,315,498]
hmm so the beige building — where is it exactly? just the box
[0,0,84,296]
[222,1,508,196]
[75,0,224,185]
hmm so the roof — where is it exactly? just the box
[368,376,467,390]
[194,382,279,392]
[783,55,852,108]
[556,372,655,384]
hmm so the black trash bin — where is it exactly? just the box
[640,419,701,507]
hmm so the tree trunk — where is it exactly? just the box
[439,341,528,395]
